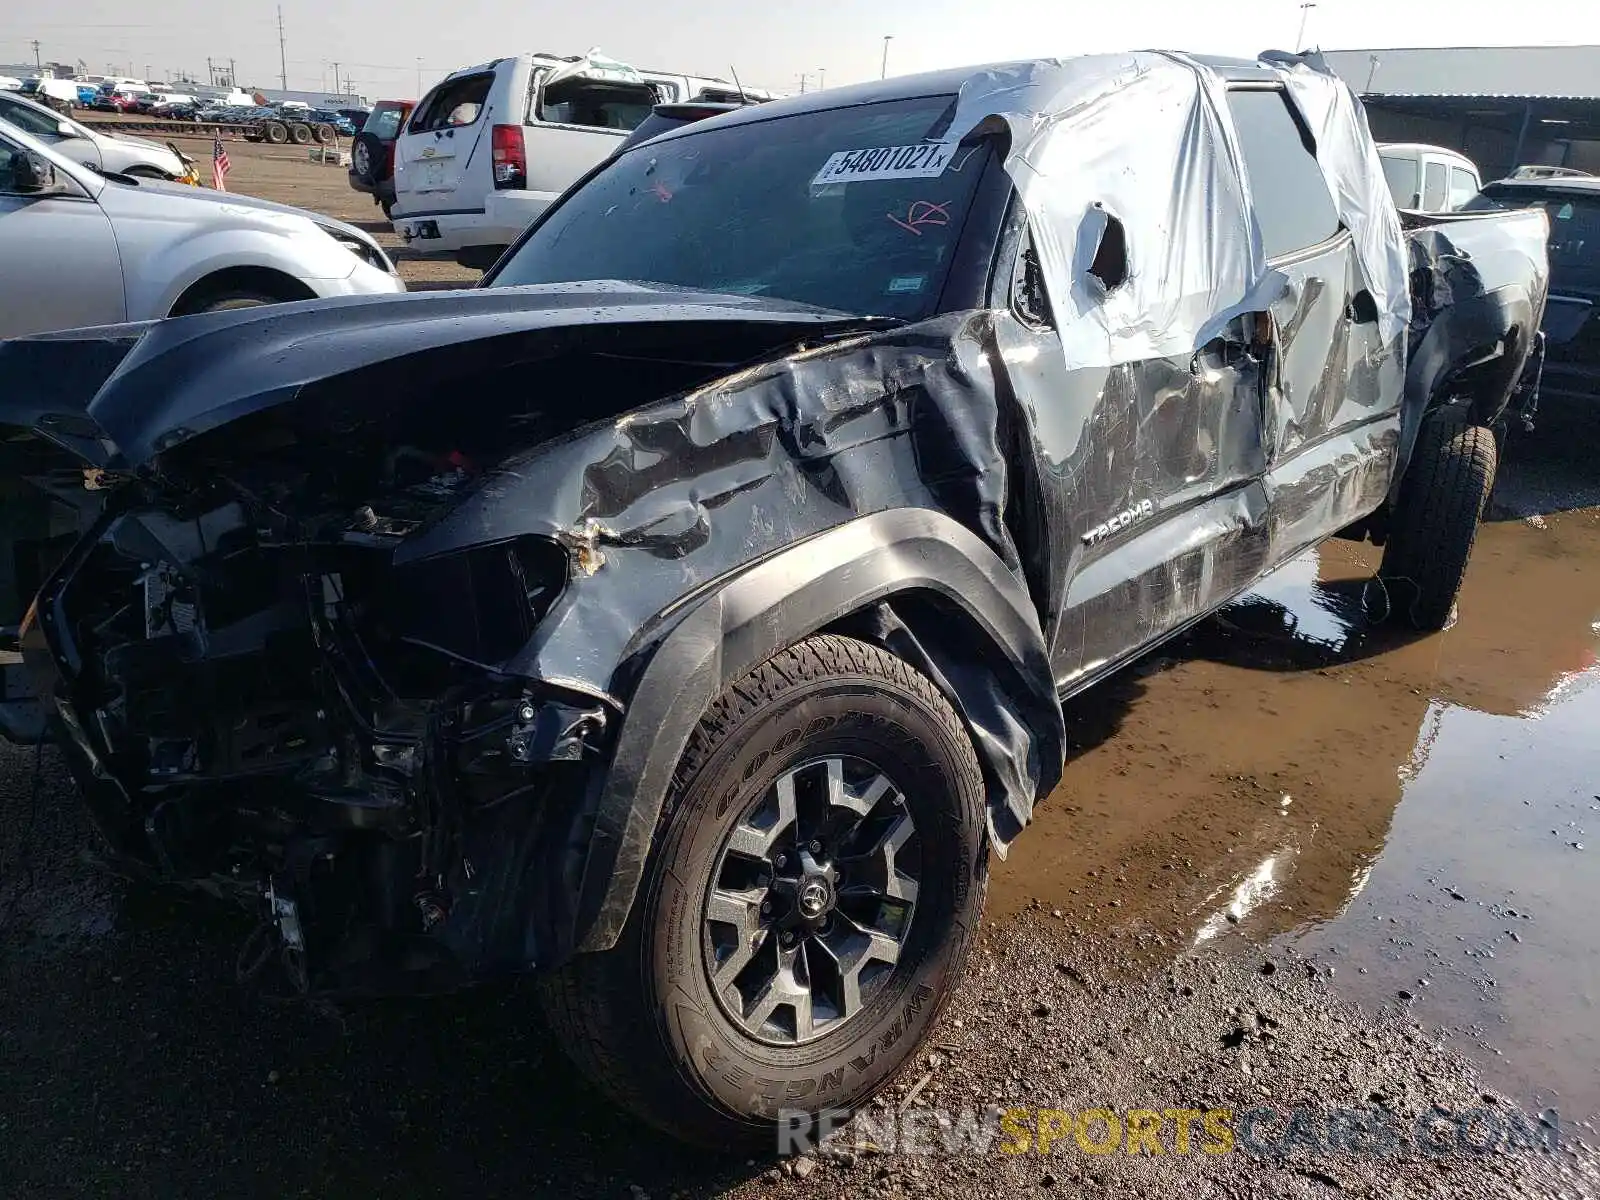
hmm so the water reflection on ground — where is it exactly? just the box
[993,464,1600,1123]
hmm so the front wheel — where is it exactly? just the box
[174,291,280,317]
[539,633,987,1150]
[1379,410,1497,631]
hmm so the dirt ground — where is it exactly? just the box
[2,134,1599,1197]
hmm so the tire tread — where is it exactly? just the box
[539,633,979,1148]
[1380,410,1497,631]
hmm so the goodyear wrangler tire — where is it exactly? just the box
[1379,409,1497,632]
[539,633,987,1150]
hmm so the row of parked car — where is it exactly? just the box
[23,75,368,138]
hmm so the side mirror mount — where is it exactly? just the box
[12,153,59,195]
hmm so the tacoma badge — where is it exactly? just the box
[1082,499,1155,546]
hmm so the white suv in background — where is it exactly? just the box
[391,50,767,269]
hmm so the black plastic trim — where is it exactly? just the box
[571,507,1060,954]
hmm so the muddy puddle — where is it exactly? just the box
[992,469,1600,1124]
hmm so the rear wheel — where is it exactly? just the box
[264,121,288,145]
[1379,409,1497,631]
[290,123,313,146]
[314,122,335,145]
[539,633,987,1150]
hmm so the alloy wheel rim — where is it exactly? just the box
[702,755,921,1046]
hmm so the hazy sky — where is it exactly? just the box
[3,0,1595,97]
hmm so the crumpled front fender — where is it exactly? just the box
[569,508,1064,956]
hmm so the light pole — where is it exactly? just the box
[817,68,826,90]
[1295,2,1316,52]
[881,36,893,80]
[416,57,423,96]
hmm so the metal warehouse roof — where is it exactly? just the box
[1319,45,1600,101]
[1373,92,1595,102]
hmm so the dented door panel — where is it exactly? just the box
[994,309,1274,689]
[1263,237,1357,463]
[1258,234,1407,562]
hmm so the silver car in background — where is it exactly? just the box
[0,117,403,338]
[0,91,196,181]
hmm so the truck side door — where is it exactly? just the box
[994,220,1274,693]
[1225,86,1401,566]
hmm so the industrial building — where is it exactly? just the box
[1321,45,1600,181]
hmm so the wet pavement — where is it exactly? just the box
[991,417,1600,1128]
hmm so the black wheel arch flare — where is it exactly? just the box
[569,508,1064,956]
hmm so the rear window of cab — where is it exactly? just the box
[362,103,411,140]
[408,74,492,134]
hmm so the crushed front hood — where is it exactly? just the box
[0,283,871,468]
[0,320,155,466]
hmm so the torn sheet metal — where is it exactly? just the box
[0,284,872,467]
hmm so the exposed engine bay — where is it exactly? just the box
[7,307,849,996]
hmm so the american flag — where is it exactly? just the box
[212,134,231,192]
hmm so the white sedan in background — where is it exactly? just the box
[0,116,403,338]
[0,91,197,180]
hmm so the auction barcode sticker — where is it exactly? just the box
[811,143,956,187]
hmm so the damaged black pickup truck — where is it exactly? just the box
[0,51,1548,1148]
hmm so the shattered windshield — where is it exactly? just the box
[487,95,994,319]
